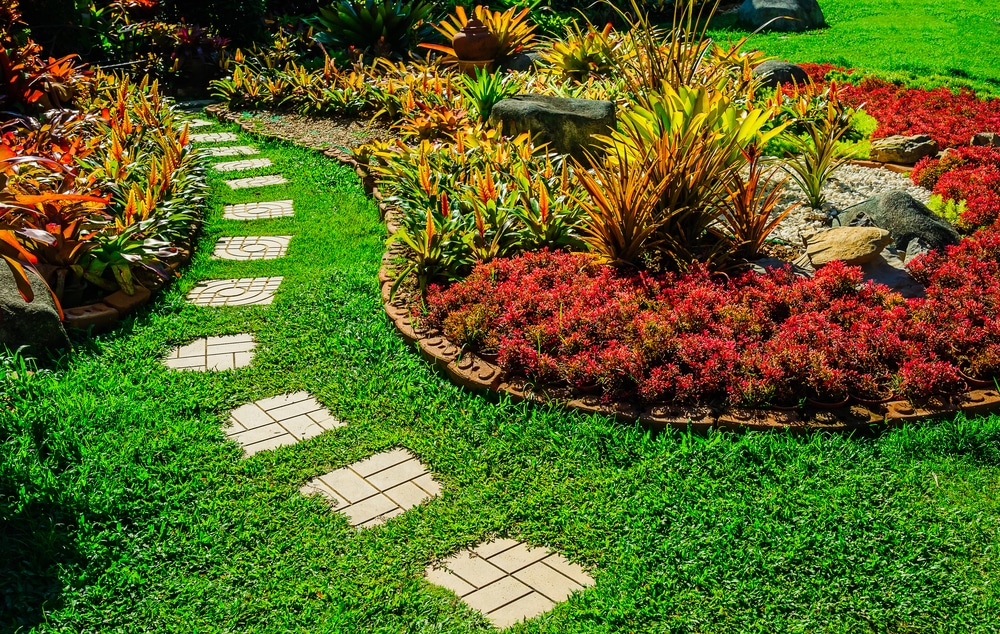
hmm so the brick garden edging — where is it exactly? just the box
[203,104,1000,432]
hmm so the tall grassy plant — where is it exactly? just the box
[575,144,669,268]
[461,68,517,123]
[780,87,854,208]
[719,144,797,259]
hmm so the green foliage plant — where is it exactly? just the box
[460,68,518,124]
[779,84,854,209]
[927,194,967,226]
[309,0,434,59]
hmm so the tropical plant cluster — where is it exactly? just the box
[205,0,1000,407]
[1,70,205,309]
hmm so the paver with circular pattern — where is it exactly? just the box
[212,236,291,261]
[223,200,295,220]
[186,277,283,307]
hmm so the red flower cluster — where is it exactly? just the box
[796,64,1000,149]
[912,146,1000,227]
[421,248,995,407]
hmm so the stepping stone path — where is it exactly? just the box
[425,539,595,629]
[227,392,343,456]
[163,334,256,371]
[178,119,598,625]
[300,448,442,528]
[213,158,273,172]
[190,132,239,143]
[213,236,291,261]
[226,175,289,190]
[223,200,295,220]
[204,145,260,158]
[187,277,283,307]
[187,119,213,128]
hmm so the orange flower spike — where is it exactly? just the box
[440,190,449,218]
[538,182,549,222]
[483,167,496,201]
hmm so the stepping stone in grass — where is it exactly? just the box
[162,333,256,371]
[203,145,259,158]
[425,539,595,629]
[190,132,238,143]
[186,119,214,127]
[223,200,294,220]
[226,175,288,189]
[213,158,273,172]
[227,392,344,456]
[186,277,283,307]
[300,448,442,528]
[213,236,291,261]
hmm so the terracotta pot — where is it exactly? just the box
[959,369,995,390]
[850,392,896,407]
[452,17,500,61]
[476,349,499,363]
[806,396,850,410]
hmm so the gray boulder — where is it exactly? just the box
[490,95,616,157]
[501,52,543,73]
[833,190,960,253]
[972,132,1000,148]
[752,60,810,88]
[0,267,70,352]
[869,134,939,164]
[737,0,826,32]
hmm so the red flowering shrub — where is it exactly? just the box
[911,147,1000,227]
[789,65,1000,150]
[422,251,978,407]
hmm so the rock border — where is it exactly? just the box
[204,104,1000,432]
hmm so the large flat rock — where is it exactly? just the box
[490,95,616,157]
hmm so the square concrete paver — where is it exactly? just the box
[187,277,283,307]
[425,540,594,629]
[203,145,259,158]
[222,200,294,220]
[300,448,442,528]
[162,333,256,371]
[226,174,288,189]
[186,119,213,127]
[213,236,291,261]
[213,158,273,173]
[227,392,343,456]
[190,132,238,143]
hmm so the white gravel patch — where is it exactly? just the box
[768,164,932,245]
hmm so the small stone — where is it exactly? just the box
[502,52,542,72]
[490,95,616,158]
[860,250,925,298]
[869,135,939,164]
[737,0,826,32]
[904,237,932,265]
[805,227,893,267]
[752,60,810,88]
[971,132,1000,148]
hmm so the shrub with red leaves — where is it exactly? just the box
[911,146,1000,227]
[791,65,1000,150]
[422,250,979,407]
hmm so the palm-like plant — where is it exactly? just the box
[719,144,797,260]
[309,0,435,59]
[575,144,668,268]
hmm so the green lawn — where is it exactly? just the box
[708,0,1000,95]
[3,122,1000,632]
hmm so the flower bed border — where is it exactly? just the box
[204,103,1000,432]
